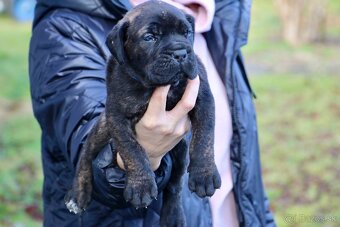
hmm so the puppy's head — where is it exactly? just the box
[106,0,197,87]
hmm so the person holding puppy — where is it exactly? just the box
[29,0,276,226]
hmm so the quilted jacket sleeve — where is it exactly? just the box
[29,9,171,209]
[205,0,276,226]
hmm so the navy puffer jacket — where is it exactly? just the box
[29,0,276,226]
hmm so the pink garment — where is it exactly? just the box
[194,34,239,227]
[130,0,214,33]
[130,1,239,226]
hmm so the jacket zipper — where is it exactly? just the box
[227,52,246,225]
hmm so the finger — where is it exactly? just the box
[146,85,171,116]
[182,115,192,133]
[169,76,200,119]
[173,115,191,138]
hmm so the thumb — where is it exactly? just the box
[145,85,171,116]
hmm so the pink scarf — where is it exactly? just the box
[129,0,214,33]
[130,1,239,226]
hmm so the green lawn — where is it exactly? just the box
[0,17,32,100]
[0,17,43,226]
[0,1,339,226]
[245,1,340,226]
[251,75,340,226]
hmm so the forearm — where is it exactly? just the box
[92,148,173,209]
[116,152,163,171]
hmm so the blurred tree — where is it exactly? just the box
[274,0,328,45]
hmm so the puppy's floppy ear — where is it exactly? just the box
[106,20,129,65]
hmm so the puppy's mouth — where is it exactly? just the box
[144,66,186,86]
[144,73,182,87]
[142,52,197,87]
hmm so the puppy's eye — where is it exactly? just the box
[143,33,157,42]
[184,30,193,39]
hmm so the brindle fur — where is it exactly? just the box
[65,1,221,226]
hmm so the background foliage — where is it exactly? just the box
[0,16,42,226]
[0,0,339,226]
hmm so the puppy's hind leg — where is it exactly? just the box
[160,139,188,227]
[65,112,111,214]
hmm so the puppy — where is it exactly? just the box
[65,1,221,226]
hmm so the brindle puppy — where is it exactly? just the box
[65,1,221,226]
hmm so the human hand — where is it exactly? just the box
[117,77,200,171]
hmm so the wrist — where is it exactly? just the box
[149,156,162,171]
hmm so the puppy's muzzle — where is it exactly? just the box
[172,49,187,62]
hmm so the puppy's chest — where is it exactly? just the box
[165,85,185,111]
[117,83,186,121]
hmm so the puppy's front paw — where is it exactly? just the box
[65,190,83,214]
[64,173,93,214]
[64,185,92,214]
[188,164,221,197]
[124,172,158,208]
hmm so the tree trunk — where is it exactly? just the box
[274,0,327,45]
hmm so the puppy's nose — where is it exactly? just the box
[172,49,187,62]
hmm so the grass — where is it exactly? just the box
[0,1,340,226]
[0,17,32,101]
[245,1,340,225]
[0,17,43,226]
[250,75,340,226]
[0,115,42,226]
[243,0,340,82]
